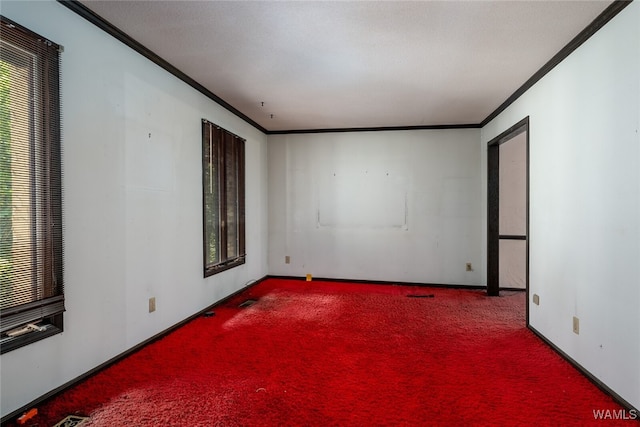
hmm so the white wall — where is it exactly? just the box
[268,129,484,285]
[482,2,640,409]
[0,0,268,418]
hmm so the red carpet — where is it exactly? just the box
[7,279,631,426]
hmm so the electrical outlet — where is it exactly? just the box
[465,263,473,271]
[149,297,156,313]
[285,256,290,264]
[573,316,579,335]
[533,294,540,305]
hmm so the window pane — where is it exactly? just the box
[1,46,38,310]
[201,120,245,276]
[0,58,16,308]
[203,124,219,266]
[1,17,64,353]
[225,134,238,258]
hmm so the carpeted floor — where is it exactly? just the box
[6,279,631,426]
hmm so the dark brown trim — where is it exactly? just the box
[480,0,633,127]
[0,275,269,425]
[204,257,246,277]
[267,123,480,135]
[56,0,631,135]
[56,0,267,135]
[499,235,527,240]
[267,275,488,291]
[488,118,529,146]
[487,144,500,297]
[201,121,211,270]
[528,325,639,415]
[525,119,530,325]
[237,141,246,257]
[0,321,62,356]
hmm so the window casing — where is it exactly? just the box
[202,120,245,276]
[0,16,63,354]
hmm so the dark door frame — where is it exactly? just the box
[487,116,529,320]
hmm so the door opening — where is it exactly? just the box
[487,117,529,321]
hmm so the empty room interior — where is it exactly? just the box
[1,0,639,424]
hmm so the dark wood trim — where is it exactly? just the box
[267,123,480,135]
[204,257,246,277]
[267,275,488,291]
[0,323,62,356]
[487,117,529,147]
[237,140,246,257]
[0,275,269,425]
[487,143,500,297]
[499,235,527,240]
[201,121,210,274]
[56,0,267,134]
[480,0,633,127]
[525,120,530,327]
[56,0,631,135]
[528,325,639,415]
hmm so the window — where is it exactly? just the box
[202,119,245,276]
[0,16,63,354]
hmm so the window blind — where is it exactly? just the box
[202,120,245,277]
[0,16,64,350]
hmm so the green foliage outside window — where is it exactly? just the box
[0,61,13,309]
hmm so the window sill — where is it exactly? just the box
[0,323,62,354]
[204,256,246,278]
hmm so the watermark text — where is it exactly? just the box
[593,409,638,420]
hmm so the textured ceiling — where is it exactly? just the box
[79,0,613,131]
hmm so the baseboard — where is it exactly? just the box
[1,275,268,425]
[499,287,527,292]
[528,325,639,417]
[267,274,491,291]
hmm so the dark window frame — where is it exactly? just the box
[0,16,64,354]
[201,119,245,277]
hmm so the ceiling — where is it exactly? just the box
[78,0,613,132]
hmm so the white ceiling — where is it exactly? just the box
[79,0,613,132]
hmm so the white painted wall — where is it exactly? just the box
[482,2,640,409]
[268,129,484,285]
[0,0,268,418]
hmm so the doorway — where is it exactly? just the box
[487,117,529,320]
